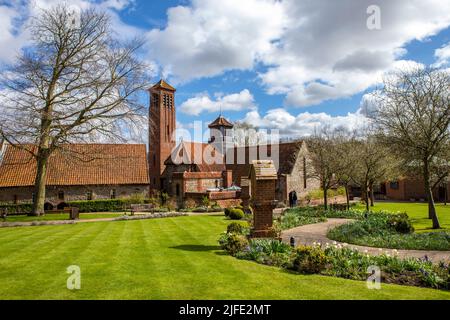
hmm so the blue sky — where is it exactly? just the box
[1,0,450,141]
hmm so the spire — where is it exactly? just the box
[150,79,176,92]
[208,115,233,129]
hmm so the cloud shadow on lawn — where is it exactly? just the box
[170,245,222,252]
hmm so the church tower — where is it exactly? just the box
[208,115,234,157]
[148,79,176,192]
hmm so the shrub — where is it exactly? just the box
[201,196,210,208]
[224,207,232,217]
[218,233,249,256]
[193,206,208,213]
[291,245,329,274]
[160,192,169,206]
[0,203,33,215]
[229,208,244,220]
[127,193,145,204]
[227,222,244,234]
[67,199,127,213]
[183,198,197,210]
[209,205,222,212]
[387,213,414,234]
[166,198,178,211]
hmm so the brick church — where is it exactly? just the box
[147,80,320,205]
[0,79,320,208]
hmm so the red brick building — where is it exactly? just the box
[148,80,320,205]
[0,144,149,208]
[384,179,449,202]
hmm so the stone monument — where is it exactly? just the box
[249,160,277,238]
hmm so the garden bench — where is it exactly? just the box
[130,204,155,216]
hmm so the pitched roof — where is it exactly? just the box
[0,144,149,187]
[208,116,233,128]
[225,141,303,184]
[150,79,176,92]
[165,141,226,172]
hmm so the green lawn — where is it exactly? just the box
[355,202,450,232]
[0,215,449,299]
[2,213,124,223]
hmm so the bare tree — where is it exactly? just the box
[349,135,400,212]
[371,67,450,229]
[307,128,348,210]
[0,5,149,215]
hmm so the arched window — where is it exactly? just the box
[86,191,93,201]
[58,191,65,200]
[110,189,116,199]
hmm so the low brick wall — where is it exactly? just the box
[207,190,240,200]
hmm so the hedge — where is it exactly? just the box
[67,199,130,213]
[0,203,33,215]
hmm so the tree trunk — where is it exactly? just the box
[424,162,440,229]
[31,153,49,216]
[369,183,375,207]
[344,184,350,211]
[364,183,369,212]
[323,184,328,210]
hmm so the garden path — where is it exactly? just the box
[281,218,450,262]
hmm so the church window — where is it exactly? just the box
[13,195,18,204]
[152,94,159,108]
[110,189,116,199]
[86,190,93,201]
[58,191,65,200]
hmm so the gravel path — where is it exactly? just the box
[281,218,450,262]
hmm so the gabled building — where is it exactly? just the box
[0,144,149,208]
[148,80,320,205]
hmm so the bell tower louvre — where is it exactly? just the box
[148,79,176,192]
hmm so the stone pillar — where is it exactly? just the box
[249,160,278,238]
[240,177,251,208]
[222,170,233,188]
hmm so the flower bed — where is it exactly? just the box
[218,223,450,290]
[285,206,365,219]
[327,213,450,251]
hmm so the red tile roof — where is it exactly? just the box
[0,144,149,187]
[165,141,226,172]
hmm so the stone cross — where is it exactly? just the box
[249,160,277,238]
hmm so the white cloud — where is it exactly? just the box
[179,89,256,116]
[241,107,369,137]
[434,42,450,67]
[146,0,285,82]
[147,0,450,106]
[0,0,140,65]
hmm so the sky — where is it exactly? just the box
[1,0,450,142]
